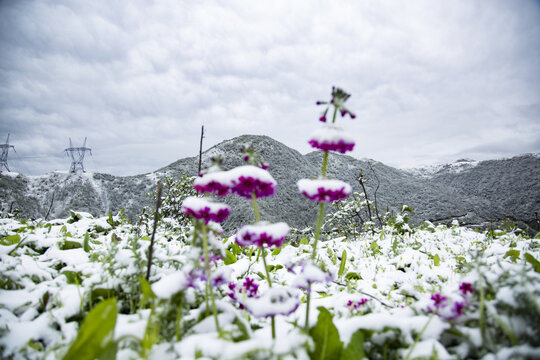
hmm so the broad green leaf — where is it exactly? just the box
[62,298,117,360]
[341,329,366,360]
[525,253,540,273]
[504,250,520,262]
[370,241,380,255]
[271,246,282,256]
[60,240,82,250]
[432,254,440,266]
[1,234,20,246]
[309,307,343,360]
[224,249,237,265]
[338,250,347,277]
[300,237,309,245]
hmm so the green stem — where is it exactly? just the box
[305,284,311,330]
[251,191,261,222]
[404,315,433,360]
[202,223,220,332]
[321,151,329,177]
[261,247,272,288]
[312,202,325,260]
[331,105,338,124]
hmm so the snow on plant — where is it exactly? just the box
[298,86,355,330]
[229,146,292,339]
[2,88,540,359]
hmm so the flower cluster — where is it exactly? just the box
[316,86,356,122]
[193,171,231,197]
[347,298,369,310]
[427,282,475,320]
[227,277,260,308]
[308,124,355,154]
[297,178,352,203]
[181,196,231,224]
[229,166,277,199]
[235,222,290,248]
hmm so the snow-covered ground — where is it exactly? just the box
[0,212,539,359]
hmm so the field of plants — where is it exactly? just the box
[1,88,539,359]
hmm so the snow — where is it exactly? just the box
[0,212,539,359]
[308,124,355,146]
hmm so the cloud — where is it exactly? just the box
[1,0,539,175]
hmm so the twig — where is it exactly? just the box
[368,162,383,227]
[45,192,55,221]
[146,181,163,281]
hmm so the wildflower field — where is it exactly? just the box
[1,88,539,359]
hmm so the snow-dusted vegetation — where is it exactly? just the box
[1,210,539,359]
[1,88,539,359]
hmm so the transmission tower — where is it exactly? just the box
[0,134,16,172]
[65,137,92,173]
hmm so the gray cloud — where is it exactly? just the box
[1,0,539,175]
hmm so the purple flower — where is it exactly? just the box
[430,293,447,309]
[347,298,369,310]
[316,86,356,123]
[200,254,222,264]
[308,124,355,154]
[235,222,290,249]
[181,196,231,224]
[297,178,352,203]
[243,277,259,297]
[228,166,278,199]
[451,301,466,318]
[459,282,474,296]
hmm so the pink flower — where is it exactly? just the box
[229,165,278,199]
[181,196,231,224]
[316,87,356,123]
[459,282,474,296]
[235,222,290,248]
[194,171,231,197]
[308,124,355,154]
[297,178,352,203]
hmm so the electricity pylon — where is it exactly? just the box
[0,134,15,172]
[65,137,92,173]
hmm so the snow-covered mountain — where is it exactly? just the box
[1,135,538,233]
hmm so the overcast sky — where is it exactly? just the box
[1,0,539,176]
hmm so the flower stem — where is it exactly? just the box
[311,202,325,260]
[404,315,433,360]
[251,191,261,223]
[202,223,220,332]
[321,151,329,177]
[305,284,311,331]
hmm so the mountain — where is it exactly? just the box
[1,135,538,234]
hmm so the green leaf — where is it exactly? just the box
[224,249,237,265]
[345,272,362,281]
[138,277,156,306]
[271,246,282,256]
[300,237,309,245]
[369,241,380,255]
[525,253,540,273]
[83,232,91,252]
[432,254,440,266]
[504,249,520,262]
[341,329,366,360]
[309,307,343,360]
[141,235,151,241]
[62,298,117,360]
[60,240,82,250]
[1,234,21,246]
[338,250,347,277]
